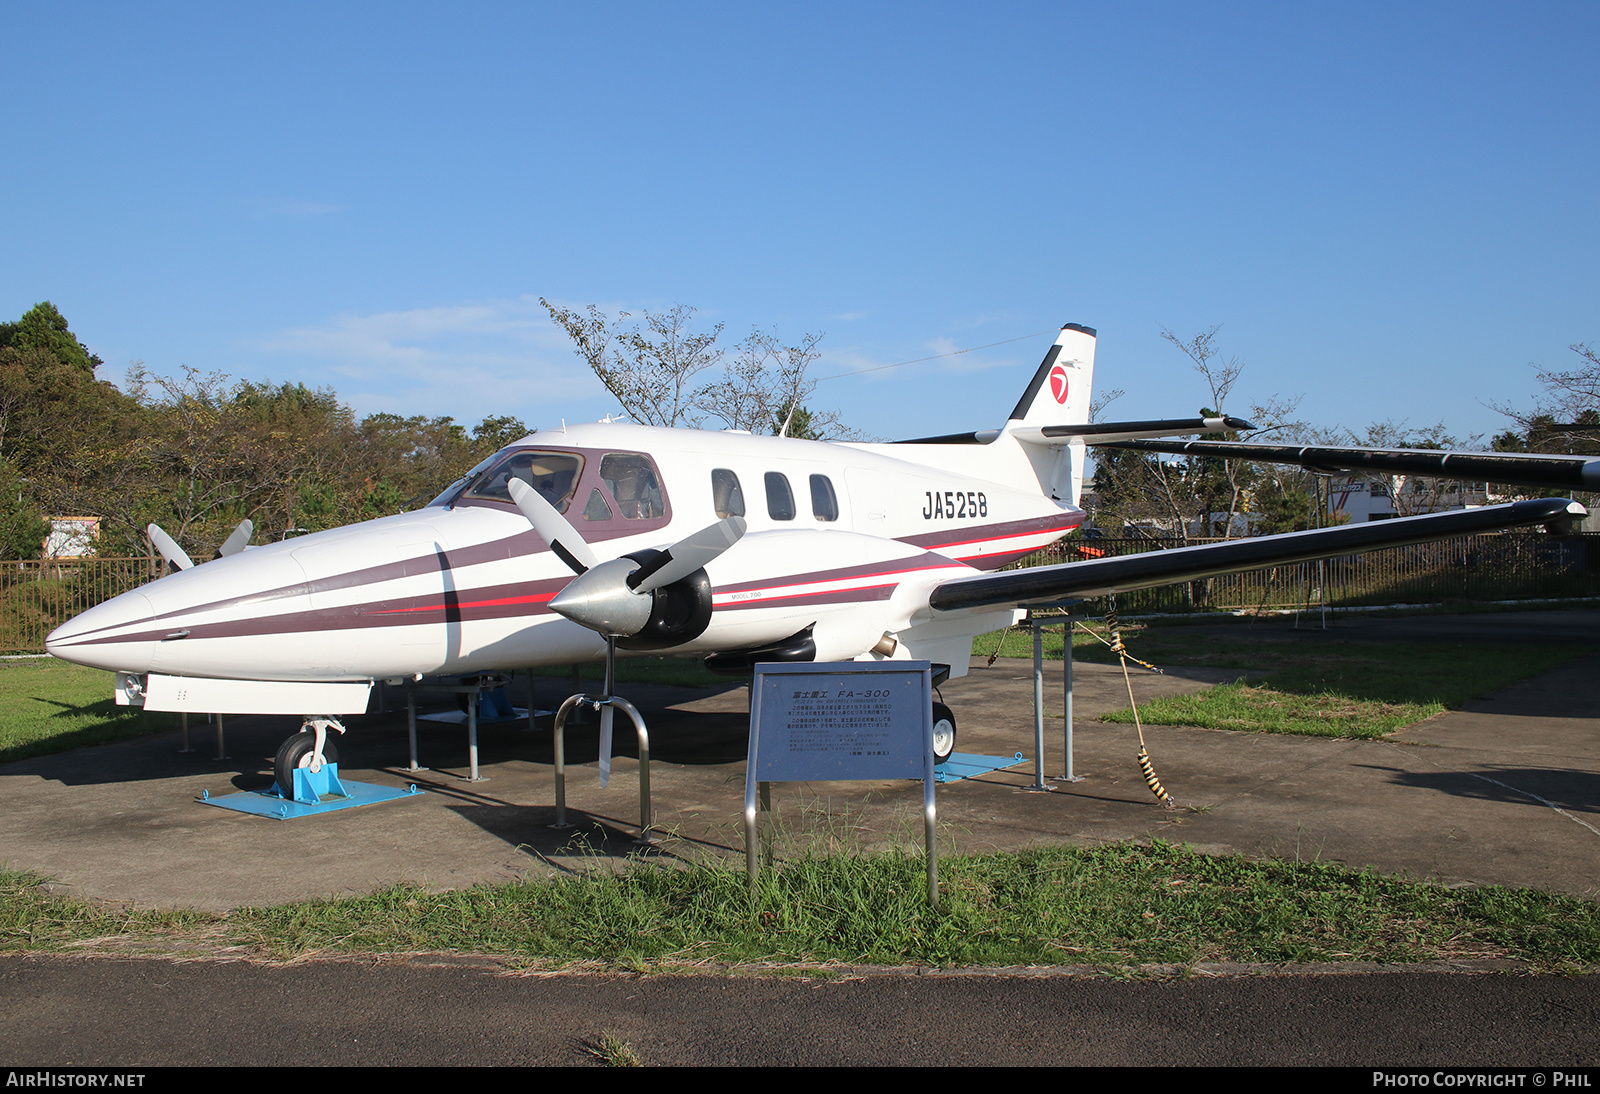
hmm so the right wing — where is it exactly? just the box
[928,497,1584,612]
[1094,439,1600,494]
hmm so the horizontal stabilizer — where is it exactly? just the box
[1010,416,1256,446]
[895,416,1253,447]
[928,497,1584,612]
[1098,439,1600,493]
[890,429,1003,446]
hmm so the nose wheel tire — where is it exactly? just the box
[932,702,956,765]
[273,731,339,798]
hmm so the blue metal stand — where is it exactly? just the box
[288,759,348,804]
[934,751,1027,784]
[197,764,425,819]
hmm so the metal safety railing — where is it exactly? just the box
[0,557,161,653]
[1006,532,1600,613]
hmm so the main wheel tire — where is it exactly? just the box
[931,702,957,765]
[273,731,339,798]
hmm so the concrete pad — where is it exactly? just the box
[2,612,1597,910]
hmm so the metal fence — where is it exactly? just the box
[0,558,161,654]
[1005,532,1600,614]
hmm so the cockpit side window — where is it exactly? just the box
[582,488,612,521]
[712,469,745,519]
[463,451,584,511]
[600,453,666,519]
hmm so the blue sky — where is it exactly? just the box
[4,2,1596,444]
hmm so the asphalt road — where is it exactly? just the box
[3,955,1598,1067]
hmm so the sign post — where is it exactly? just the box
[745,661,938,906]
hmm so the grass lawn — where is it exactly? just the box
[6,841,1598,969]
[983,619,1597,738]
[0,659,174,765]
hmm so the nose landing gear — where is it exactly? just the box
[273,717,347,802]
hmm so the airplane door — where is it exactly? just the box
[846,468,890,535]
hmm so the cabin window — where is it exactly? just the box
[810,474,839,522]
[464,451,583,511]
[712,469,745,519]
[600,453,666,519]
[582,488,612,521]
[765,472,795,521]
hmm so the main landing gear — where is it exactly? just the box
[932,702,957,766]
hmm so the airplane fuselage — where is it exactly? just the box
[47,422,1084,688]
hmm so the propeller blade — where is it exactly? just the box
[630,516,747,592]
[214,518,254,559]
[147,524,194,571]
[507,478,597,575]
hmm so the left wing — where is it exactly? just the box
[929,497,1583,612]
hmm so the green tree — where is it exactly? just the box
[471,415,530,459]
[0,457,49,559]
[0,302,102,376]
[1251,480,1315,535]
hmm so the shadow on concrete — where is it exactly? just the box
[1359,763,1600,815]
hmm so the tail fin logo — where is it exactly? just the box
[1049,363,1070,404]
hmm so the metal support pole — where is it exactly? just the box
[214,714,225,761]
[466,689,484,782]
[552,694,578,828]
[406,690,419,772]
[178,712,192,754]
[1028,611,1052,791]
[1062,617,1079,782]
[925,758,939,908]
[745,781,764,894]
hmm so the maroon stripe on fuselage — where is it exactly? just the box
[63,575,574,647]
[896,512,1081,568]
[715,584,898,611]
[61,522,562,643]
[713,552,954,595]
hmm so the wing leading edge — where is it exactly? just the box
[928,497,1584,612]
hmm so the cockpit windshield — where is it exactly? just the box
[461,450,584,512]
[425,453,500,508]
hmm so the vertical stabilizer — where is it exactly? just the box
[1004,324,1096,507]
[1005,323,1097,429]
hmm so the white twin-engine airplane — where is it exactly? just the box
[45,323,1593,777]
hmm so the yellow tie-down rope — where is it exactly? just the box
[1105,603,1176,809]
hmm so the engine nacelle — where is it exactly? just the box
[614,549,713,651]
[545,549,714,650]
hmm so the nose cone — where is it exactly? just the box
[547,558,652,636]
[46,589,157,672]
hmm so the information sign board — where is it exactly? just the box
[745,660,938,905]
[749,661,932,782]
